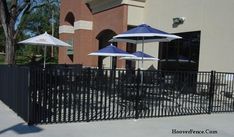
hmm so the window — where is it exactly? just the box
[158,31,201,71]
[65,39,74,61]
[65,12,75,26]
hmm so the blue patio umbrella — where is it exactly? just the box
[120,51,159,68]
[111,24,181,44]
[131,51,159,60]
[88,43,134,68]
[111,24,181,69]
[111,24,181,84]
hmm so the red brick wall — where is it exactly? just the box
[59,0,128,68]
[92,5,128,68]
[59,0,93,65]
[59,33,73,64]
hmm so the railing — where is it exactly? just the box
[28,68,234,124]
[0,65,29,122]
[213,72,234,112]
[0,65,234,125]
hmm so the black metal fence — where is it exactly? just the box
[0,65,234,125]
[213,72,234,112]
[0,65,29,122]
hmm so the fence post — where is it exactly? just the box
[208,70,216,114]
[27,68,33,125]
[86,68,91,122]
[135,68,141,119]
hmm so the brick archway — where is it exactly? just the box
[65,12,75,26]
[96,29,117,69]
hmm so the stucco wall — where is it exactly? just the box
[143,0,234,72]
[128,5,144,26]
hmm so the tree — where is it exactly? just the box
[17,1,60,63]
[0,0,59,64]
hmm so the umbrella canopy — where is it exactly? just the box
[160,56,195,63]
[88,44,134,57]
[120,51,159,61]
[18,32,71,47]
[111,24,182,44]
[89,43,134,69]
[111,24,182,82]
[120,51,159,69]
[18,32,72,68]
[111,24,181,66]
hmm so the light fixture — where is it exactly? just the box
[173,17,186,28]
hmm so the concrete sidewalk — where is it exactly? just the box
[0,100,233,137]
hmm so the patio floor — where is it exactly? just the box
[0,100,233,137]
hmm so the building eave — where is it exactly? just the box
[84,0,145,13]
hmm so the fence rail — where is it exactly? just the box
[0,65,234,125]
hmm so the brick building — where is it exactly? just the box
[59,0,139,69]
[59,0,234,72]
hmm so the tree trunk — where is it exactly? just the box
[4,34,15,64]
[0,0,17,64]
[4,17,16,64]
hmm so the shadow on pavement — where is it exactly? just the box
[0,123,43,135]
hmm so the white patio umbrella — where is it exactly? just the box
[18,32,72,68]
[88,43,134,69]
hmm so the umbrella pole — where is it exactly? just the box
[141,37,144,69]
[138,60,139,69]
[110,56,112,69]
[140,37,145,84]
[44,46,46,69]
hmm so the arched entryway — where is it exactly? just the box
[96,29,117,69]
[65,12,75,26]
[64,12,75,61]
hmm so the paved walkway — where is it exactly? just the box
[0,100,234,137]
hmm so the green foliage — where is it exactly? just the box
[0,0,60,64]
[15,0,60,64]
